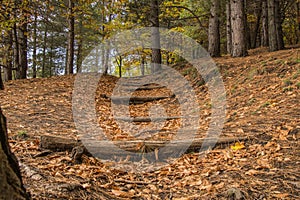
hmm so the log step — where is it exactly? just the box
[114,116,182,122]
[109,94,175,104]
[39,135,249,161]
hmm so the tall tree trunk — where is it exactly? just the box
[230,0,248,57]
[0,108,29,199]
[13,24,20,79]
[66,0,75,74]
[141,54,145,76]
[262,0,269,46]
[274,0,284,50]
[76,38,83,73]
[252,1,262,48]
[268,0,278,51]
[208,0,221,57]
[0,67,4,90]
[150,0,162,73]
[42,26,48,78]
[297,1,300,31]
[226,0,232,54]
[18,22,28,79]
[32,12,38,78]
[268,0,284,51]
[4,31,13,81]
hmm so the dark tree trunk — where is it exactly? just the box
[18,23,28,79]
[42,26,48,78]
[13,24,20,79]
[262,0,269,46]
[3,31,13,81]
[0,108,29,199]
[251,1,262,48]
[208,0,221,57]
[141,54,145,76]
[0,68,4,90]
[226,0,232,54]
[67,0,75,74]
[150,0,162,73]
[76,40,83,73]
[274,0,284,50]
[230,0,248,57]
[297,1,300,31]
[32,12,38,78]
[268,0,284,51]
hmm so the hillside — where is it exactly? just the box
[0,47,299,199]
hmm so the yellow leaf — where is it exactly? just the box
[230,142,245,151]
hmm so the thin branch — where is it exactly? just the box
[165,5,204,28]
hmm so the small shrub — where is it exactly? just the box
[261,102,271,108]
[283,79,293,86]
[283,87,293,92]
[17,130,28,139]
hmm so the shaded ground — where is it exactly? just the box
[0,47,299,199]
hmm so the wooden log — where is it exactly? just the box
[114,116,182,122]
[125,85,165,91]
[110,94,175,104]
[39,135,249,161]
[39,135,80,151]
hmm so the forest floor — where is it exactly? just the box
[0,46,300,199]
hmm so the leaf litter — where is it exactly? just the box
[0,47,299,199]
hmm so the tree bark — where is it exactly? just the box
[230,0,248,57]
[66,0,75,74]
[274,0,284,50]
[0,108,29,199]
[3,30,13,81]
[208,0,221,57]
[226,0,232,54]
[18,22,28,79]
[42,26,48,78]
[150,0,162,73]
[0,67,4,90]
[32,12,38,78]
[268,0,284,51]
[262,0,269,46]
[13,23,20,79]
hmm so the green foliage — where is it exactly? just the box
[283,79,293,87]
[17,130,28,139]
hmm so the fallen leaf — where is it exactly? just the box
[231,142,245,151]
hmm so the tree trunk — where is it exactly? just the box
[32,12,38,78]
[226,0,232,54]
[18,22,28,79]
[66,0,75,74]
[251,1,262,48]
[76,39,83,73]
[297,1,300,31]
[230,0,248,57]
[13,23,20,79]
[150,0,162,73]
[208,0,221,57]
[42,26,48,78]
[0,108,29,199]
[3,30,13,81]
[0,67,4,90]
[274,0,284,50]
[262,0,269,46]
[268,0,284,51]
